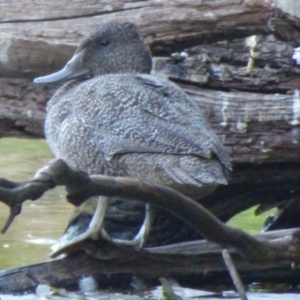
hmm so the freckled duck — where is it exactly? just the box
[34,21,231,257]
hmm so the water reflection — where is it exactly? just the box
[0,138,73,269]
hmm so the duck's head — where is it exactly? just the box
[34,22,152,84]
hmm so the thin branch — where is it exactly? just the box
[222,249,248,300]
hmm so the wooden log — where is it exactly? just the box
[0,0,276,77]
[0,1,299,233]
[0,1,299,294]
[1,33,300,164]
[0,228,298,294]
[182,86,300,164]
[2,43,300,229]
[0,0,299,164]
[1,77,300,164]
[1,159,300,265]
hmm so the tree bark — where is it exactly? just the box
[0,0,299,239]
[0,157,300,294]
[1,0,300,293]
[0,0,299,164]
[0,229,298,294]
[0,0,276,78]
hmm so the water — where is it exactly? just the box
[0,138,73,269]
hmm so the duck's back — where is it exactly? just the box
[45,73,230,200]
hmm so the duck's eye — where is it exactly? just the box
[99,40,110,47]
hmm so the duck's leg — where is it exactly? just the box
[51,199,155,257]
[50,196,110,257]
[113,203,156,249]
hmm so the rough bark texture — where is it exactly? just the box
[0,229,298,294]
[1,0,300,222]
[0,0,300,165]
[1,0,300,294]
[0,248,269,294]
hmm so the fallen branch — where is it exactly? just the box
[0,229,299,294]
[0,159,299,266]
[222,249,247,300]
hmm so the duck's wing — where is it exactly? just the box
[99,74,231,172]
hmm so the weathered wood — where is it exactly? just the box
[0,0,299,294]
[0,228,298,294]
[154,34,300,93]
[29,162,300,249]
[0,0,299,164]
[0,0,276,77]
[184,87,300,164]
[0,1,299,238]
[2,33,300,164]
[0,78,54,137]
[1,159,300,266]
[2,78,300,164]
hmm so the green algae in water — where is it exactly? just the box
[0,138,73,269]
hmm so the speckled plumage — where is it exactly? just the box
[46,73,230,199]
[35,22,231,254]
[43,22,231,202]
